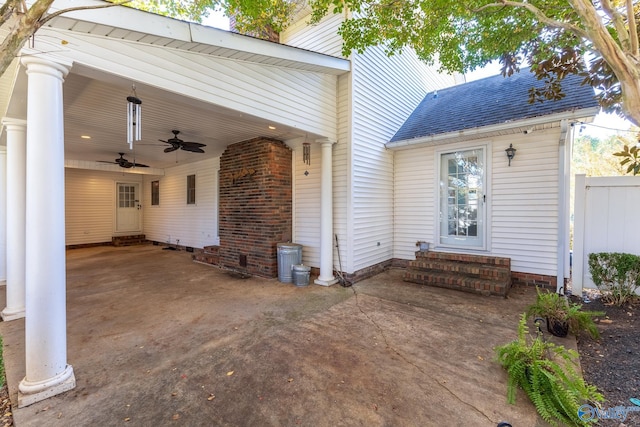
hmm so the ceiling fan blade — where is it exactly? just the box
[131,163,149,168]
[180,145,205,153]
[182,141,207,148]
[164,146,179,153]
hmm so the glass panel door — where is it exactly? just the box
[439,148,485,248]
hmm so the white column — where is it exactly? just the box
[18,56,75,407]
[314,139,338,286]
[0,147,6,286]
[1,118,27,321]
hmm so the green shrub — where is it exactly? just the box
[588,252,640,305]
[495,314,603,426]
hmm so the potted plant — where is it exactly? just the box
[526,288,604,339]
[415,241,429,252]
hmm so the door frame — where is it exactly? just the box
[435,142,491,251]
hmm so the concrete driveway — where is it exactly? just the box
[0,245,548,426]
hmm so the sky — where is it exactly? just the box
[202,9,229,30]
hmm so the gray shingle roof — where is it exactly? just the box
[390,69,598,143]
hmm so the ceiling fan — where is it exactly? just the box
[159,130,206,153]
[97,153,149,168]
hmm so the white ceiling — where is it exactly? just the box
[62,67,308,170]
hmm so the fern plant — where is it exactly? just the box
[526,288,604,339]
[495,314,603,426]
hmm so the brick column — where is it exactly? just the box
[219,137,292,277]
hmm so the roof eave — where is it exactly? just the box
[43,0,350,75]
[386,107,600,151]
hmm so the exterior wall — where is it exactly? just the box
[349,48,456,273]
[142,157,219,249]
[65,168,143,245]
[290,138,321,267]
[218,138,292,277]
[393,128,562,277]
[283,10,456,275]
[280,10,345,57]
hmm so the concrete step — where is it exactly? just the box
[404,270,510,297]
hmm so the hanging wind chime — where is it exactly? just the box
[126,85,142,150]
[303,141,311,165]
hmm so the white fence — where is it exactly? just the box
[573,174,640,294]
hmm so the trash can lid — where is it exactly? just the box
[292,264,311,272]
[277,242,302,249]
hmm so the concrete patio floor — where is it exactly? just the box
[0,245,552,426]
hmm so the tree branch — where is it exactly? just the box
[601,0,631,52]
[0,0,21,29]
[627,0,638,57]
[39,0,131,26]
[474,0,589,39]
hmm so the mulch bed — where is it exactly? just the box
[0,383,12,427]
[574,295,640,426]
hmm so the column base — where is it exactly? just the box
[314,277,338,286]
[18,365,75,407]
[1,306,25,321]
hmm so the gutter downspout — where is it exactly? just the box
[557,119,570,294]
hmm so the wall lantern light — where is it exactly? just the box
[505,143,516,166]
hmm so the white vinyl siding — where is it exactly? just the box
[349,47,455,272]
[281,11,345,58]
[332,73,352,271]
[143,157,219,249]
[393,128,561,277]
[38,27,340,141]
[65,168,143,245]
[292,140,321,266]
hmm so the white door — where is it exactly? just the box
[439,148,485,248]
[115,182,141,233]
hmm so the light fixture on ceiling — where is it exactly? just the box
[505,143,516,166]
[268,125,276,130]
[80,135,91,139]
[126,84,142,150]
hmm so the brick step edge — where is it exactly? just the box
[414,251,510,267]
[408,260,510,280]
[404,270,510,296]
[193,254,220,265]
